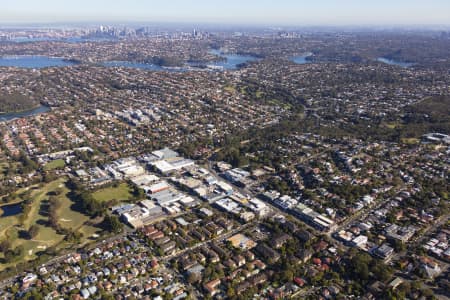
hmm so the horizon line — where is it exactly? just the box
[0,20,449,30]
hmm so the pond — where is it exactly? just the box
[0,202,23,217]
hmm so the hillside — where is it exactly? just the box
[402,96,450,135]
[0,93,39,114]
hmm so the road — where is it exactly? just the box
[330,183,407,236]
[409,214,449,250]
[290,286,318,299]
[161,221,256,263]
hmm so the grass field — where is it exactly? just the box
[0,214,17,242]
[0,179,67,269]
[383,122,404,130]
[401,138,420,144]
[224,86,236,93]
[43,159,65,171]
[255,91,264,98]
[268,99,292,110]
[0,177,104,271]
[92,183,134,203]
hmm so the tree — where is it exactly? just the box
[103,215,123,233]
[371,261,393,282]
[420,288,434,298]
[47,196,61,230]
[28,225,40,239]
[349,252,371,283]
[0,240,11,252]
[3,249,15,263]
[4,245,24,263]
[17,151,38,174]
[397,282,411,296]
[226,286,236,298]
[281,269,294,282]
[385,211,397,224]
[100,292,115,300]
[187,272,200,284]
[131,183,146,201]
[65,230,83,243]
[392,239,406,252]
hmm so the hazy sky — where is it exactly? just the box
[1,0,450,26]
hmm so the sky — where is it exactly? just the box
[1,0,450,26]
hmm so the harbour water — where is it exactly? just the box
[377,57,414,68]
[0,55,77,68]
[207,49,259,70]
[103,50,259,71]
[0,51,259,72]
[291,52,313,64]
[101,61,167,71]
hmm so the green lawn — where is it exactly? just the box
[43,159,65,171]
[268,99,292,110]
[78,225,101,240]
[401,138,419,145]
[92,183,134,203]
[0,177,105,271]
[384,122,403,130]
[12,178,67,264]
[55,180,90,230]
[22,179,65,229]
[224,86,236,93]
[0,214,17,241]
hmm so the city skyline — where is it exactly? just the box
[1,0,450,26]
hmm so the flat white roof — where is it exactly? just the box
[152,160,175,173]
